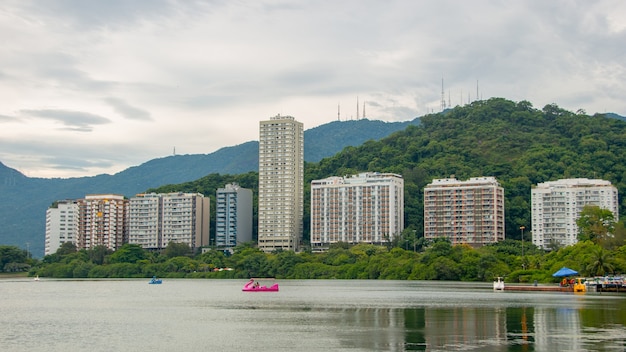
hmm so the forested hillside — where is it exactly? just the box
[152,98,626,244]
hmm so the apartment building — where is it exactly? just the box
[258,114,304,252]
[160,192,210,250]
[310,172,404,251]
[44,200,79,255]
[531,178,619,249]
[127,193,162,250]
[424,177,505,246]
[77,194,128,251]
[215,183,253,248]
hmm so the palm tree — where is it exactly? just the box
[586,247,614,276]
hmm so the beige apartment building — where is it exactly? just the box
[159,192,210,250]
[310,172,404,252]
[424,177,505,246]
[258,114,304,252]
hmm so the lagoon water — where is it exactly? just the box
[1,279,625,352]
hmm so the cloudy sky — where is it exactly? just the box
[1,1,625,178]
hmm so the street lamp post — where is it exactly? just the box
[519,226,526,270]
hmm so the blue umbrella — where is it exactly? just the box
[552,267,578,277]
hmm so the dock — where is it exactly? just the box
[501,284,625,293]
[503,285,572,292]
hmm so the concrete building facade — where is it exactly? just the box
[44,200,79,255]
[77,194,128,251]
[215,183,253,248]
[160,192,210,251]
[258,114,304,252]
[531,178,619,249]
[423,177,505,246]
[310,172,404,252]
[128,193,162,250]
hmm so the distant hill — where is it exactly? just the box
[0,118,420,257]
[605,112,626,122]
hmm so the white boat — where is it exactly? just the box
[493,277,504,291]
[33,275,40,281]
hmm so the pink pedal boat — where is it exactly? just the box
[242,278,279,292]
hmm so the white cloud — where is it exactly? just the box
[1,0,625,177]
[20,109,111,131]
[104,98,152,121]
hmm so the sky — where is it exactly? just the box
[1,0,625,178]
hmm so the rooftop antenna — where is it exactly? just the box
[441,77,446,111]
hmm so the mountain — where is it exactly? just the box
[0,118,420,257]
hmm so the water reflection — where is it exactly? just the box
[322,303,626,351]
[2,279,625,352]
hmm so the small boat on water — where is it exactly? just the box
[33,275,40,281]
[493,277,504,291]
[242,278,279,292]
[149,276,162,284]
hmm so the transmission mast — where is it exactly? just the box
[363,101,366,119]
[440,78,446,111]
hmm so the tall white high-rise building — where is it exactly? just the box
[77,194,128,251]
[310,172,404,252]
[424,177,505,246]
[216,183,253,247]
[531,178,619,249]
[44,200,79,255]
[258,114,304,252]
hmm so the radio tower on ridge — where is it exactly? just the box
[363,101,366,119]
[476,80,479,101]
[440,78,446,111]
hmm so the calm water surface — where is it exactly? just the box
[1,279,625,352]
